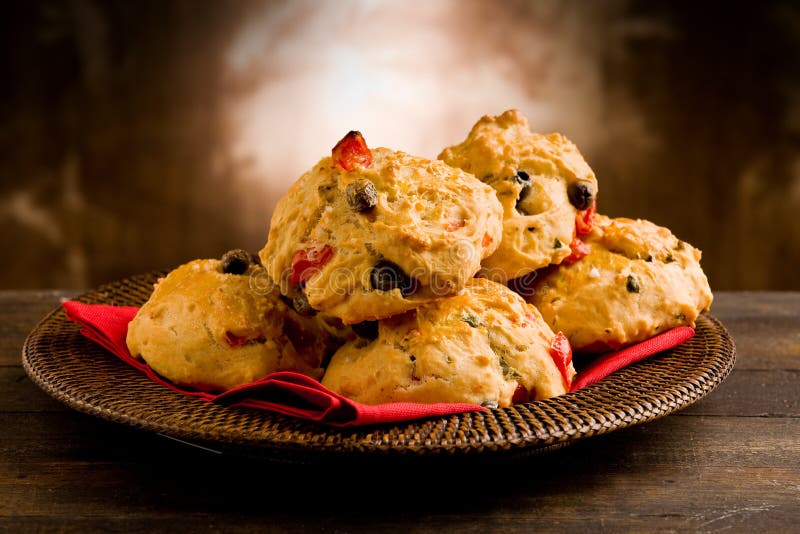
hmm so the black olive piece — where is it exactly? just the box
[279,293,294,308]
[567,182,594,210]
[346,179,378,212]
[626,274,640,293]
[292,291,317,316]
[515,184,532,215]
[221,249,253,275]
[514,170,531,184]
[351,320,379,340]
[370,260,419,297]
[480,400,499,409]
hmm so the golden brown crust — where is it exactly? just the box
[321,278,571,407]
[259,147,503,324]
[126,259,350,391]
[530,215,713,352]
[439,109,598,282]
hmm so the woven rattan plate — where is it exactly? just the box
[22,271,736,462]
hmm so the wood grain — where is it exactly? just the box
[0,290,78,366]
[709,291,800,370]
[2,290,799,532]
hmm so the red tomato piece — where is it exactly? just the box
[512,383,530,404]
[332,131,372,171]
[225,331,247,347]
[445,219,466,231]
[290,244,334,285]
[482,233,493,248]
[549,331,573,389]
[225,332,266,347]
[562,236,590,265]
[575,202,596,236]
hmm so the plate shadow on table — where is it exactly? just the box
[14,406,677,518]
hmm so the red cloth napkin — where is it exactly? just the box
[61,301,484,426]
[569,326,695,392]
[61,301,693,426]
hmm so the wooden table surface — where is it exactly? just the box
[1,291,798,532]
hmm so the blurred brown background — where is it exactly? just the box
[2,0,799,290]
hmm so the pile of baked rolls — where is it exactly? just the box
[126,110,712,408]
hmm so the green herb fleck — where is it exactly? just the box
[462,314,481,328]
[317,183,337,202]
[676,313,686,321]
[489,340,508,357]
[488,332,518,380]
[364,242,378,256]
[554,238,562,249]
[499,356,523,380]
[626,275,640,293]
[445,355,453,364]
[393,341,410,353]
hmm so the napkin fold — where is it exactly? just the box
[61,301,483,426]
[61,301,693,426]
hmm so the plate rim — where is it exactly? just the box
[21,271,737,460]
